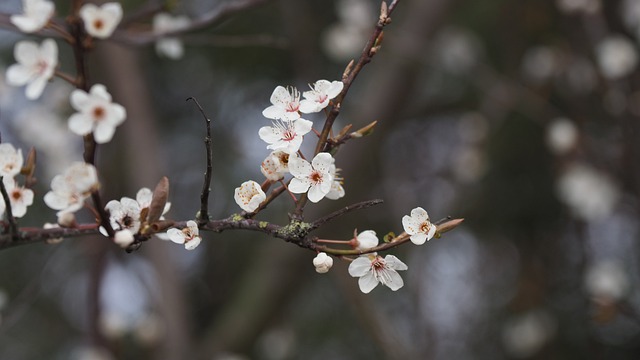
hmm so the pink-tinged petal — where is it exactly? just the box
[288,156,312,178]
[307,184,327,203]
[90,84,112,102]
[298,99,321,114]
[385,255,408,271]
[166,228,186,244]
[41,39,58,63]
[288,178,310,194]
[14,41,39,65]
[185,236,201,250]
[348,257,372,277]
[269,86,291,106]
[281,136,303,154]
[258,125,282,143]
[409,232,428,245]
[311,153,334,173]
[358,272,379,294]
[293,118,313,134]
[6,64,33,86]
[25,77,47,99]
[93,122,117,143]
[410,207,429,222]
[70,89,90,110]
[68,113,94,136]
[381,269,404,291]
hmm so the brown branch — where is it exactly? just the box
[187,97,214,224]
[308,199,384,231]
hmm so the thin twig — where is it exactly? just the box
[309,199,383,231]
[187,97,214,224]
[0,177,18,240]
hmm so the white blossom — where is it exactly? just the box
[6,39,58,100]
[546,118,578,155]
[502,310,557,358]
[10,0,55,33]
[353,230,378,251]
[105,197,142,234]
[153,13,190,59]
[167,220,202,250]
[234,180,266,213]
[1,177,34,218]
[79,2,122,39]
[585,260,629,300]
[68,84,126,143]
[348,254,408,293]
[312,252,333,273]
[261,151,289,181]
[258,118,313,154]
[0,143,23,178]
[596,36,638,80]
[402,207,437,245]
[288,153,334,203]
[299,80,343,113]
[43,162,99,214]
[556,163,619,220]
[556,0,601,14]
[262,86,302,121]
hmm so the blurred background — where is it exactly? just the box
[1,0,640,359]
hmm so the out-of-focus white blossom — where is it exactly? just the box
[153,13,190,59]
[43,162,99,214]
[263,86,302,121]
[299,80,343,113]
[1,177,34,218]
[502,310,557,358]
[0,143,23,178]
[556,163,619,220]
[312,252,333,273]
[68,84,126,144]
[433,27,482,74]
[258,118,313,154]
[133,313,165,345]
[546,118,578,154]
[322,0,374,61]
[234,180,266,213]
[585,260,629,300]
[167,220,202,250]
[10,0,54,33]
[402,207,437,245]
[79,2,122,39]
[521,46,559,84]
[348,254,408,293]
[288,153,334,203]
[261,151,289,181]
[556,0,601,14]
[6,39,58,100]
[596,36,638,80]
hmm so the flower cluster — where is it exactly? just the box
[234,80,344,212]
[0,144,34,219]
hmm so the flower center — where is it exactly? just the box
[93,106,106,120]
[282,129,296,142]
[419,222,431,233]
[93,19,104,30]
[11,189,22,201]
[277,153,289,166]
[310,170,323,184]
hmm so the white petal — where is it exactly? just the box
[93,122,117,143]
[288,157,312,178]
[356,230,379,250]
[348,256,372,277]
[70,89,90,111]
[384,255,408,271]
[25,77,47,99]
[311,152,334,173]
[307,184,327,203]
[68,113,94,136]
[299,99,322,113]
[166,228,186,244]
[262,105,284,120]
[41,39,58,64]
[184,236,201,250]
[293,118,313,134]
[358,272,379,294]
[402,214,421,235]
[90,84,112,102]
[269,86,291,106]
[258,125,282,143]
[326,81,344,99]
[381,269,404,291]
[288,178,310,194]
[410,207,429,222]
[14,41,39,65]
[410,233,428,245]
[6,64,33,86]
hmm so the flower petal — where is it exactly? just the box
[358,272,379,294]
[348,256,372,277]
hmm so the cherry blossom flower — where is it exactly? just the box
[546,118,578,155]
[10,0,55,33]
[261,151,289,181]
[313,252,333,273]
[262,86,302,121]
[596,36,638,80]
[288,153,334,203]
[234,180,266,212]
[79,2,122,39]
[135,187,171,219]
[299,80,344,113]
[353,230,378,251]
[1,177,34,218]
[114,229,135,248]
[68,84,126,144]
[348,254,408,293]
[325,164,345,200]
[6,39,58,100]
[153,13,190,59]
[43,162,99,214]
[167,220,202,250]
[0,143,23,178]
[402,207,437,245]
[258,118,313,154]
[105,197,142,234]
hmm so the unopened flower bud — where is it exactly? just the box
[313,252,333,273]
[57,211,76,228]
[114,229,135,248]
